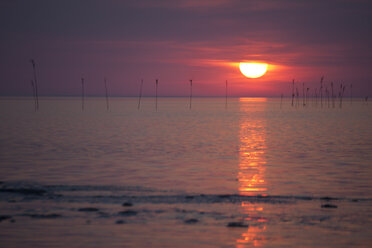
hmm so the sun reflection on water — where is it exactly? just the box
[236,98,267,247]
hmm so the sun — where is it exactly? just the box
[239,62,268,78]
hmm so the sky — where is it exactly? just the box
[0,0,371,97]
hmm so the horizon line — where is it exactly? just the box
[0,95,366,98]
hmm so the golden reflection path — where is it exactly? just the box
[236,98,267,248]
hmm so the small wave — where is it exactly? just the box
[1,181,370,205]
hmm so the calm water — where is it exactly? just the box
[0,97,371,247]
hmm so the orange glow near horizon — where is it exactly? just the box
[239,63,268,78]
[239,97,267,102]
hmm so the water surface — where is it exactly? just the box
[0,97,371,247]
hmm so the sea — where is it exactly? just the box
[0,96,371,247]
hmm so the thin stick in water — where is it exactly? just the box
[342,85,345,107]
[189,79,192,110]
[302,82,305,107]
[81,77,85,111]
[296,87,299,108]
[225,80,228,110]
[30,59,39,110]
[339,84,345,108]
[306,87,309,107]
[155,79,158,111]
[291,79,295,107]
[30,80,37,111]
[280,93,283,109]
[331,82,335,108]
[138,79,143,110]
[320,76,324,108]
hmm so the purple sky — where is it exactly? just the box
[1,0,371,97]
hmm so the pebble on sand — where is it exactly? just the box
[184,218,198,224]
[78,207,99,212]
[227,222,249,228]
[321,204,338,208]
[116,220,126,224]
[0,188,46,195]
[25,214,62,219]
[118,210,138,216]
[0,215,12,222]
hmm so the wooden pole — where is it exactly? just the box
[30,59,39,110]
[225,80,228,110]
[155,79,158,111]
[31,80,37,111]
[81,78,85,111]
[189,79,192,110]
[138,79,143,110]
[291,79,294,107]
[302,82,305,107]
[280,93,283,109]
[320,76,324,108]
[331,82,335,108]
[326,87,330,108]
[306,88,309,107]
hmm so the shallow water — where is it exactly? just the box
[0,97,371,247]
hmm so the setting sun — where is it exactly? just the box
[239,63,268,78]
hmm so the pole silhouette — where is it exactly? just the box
[280,93,283,109]
[306,87,309,106]
[189,80,192,110]
[30,59,39,110]
[81,78,85,111]
[331,82,335,108]
[225,80,228,110]
[320,76,324,108]
[155,79,158,111]
[30,80,37,111]
[302,82,305,107]
[138,79,143,110]
[291,79,295,107]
